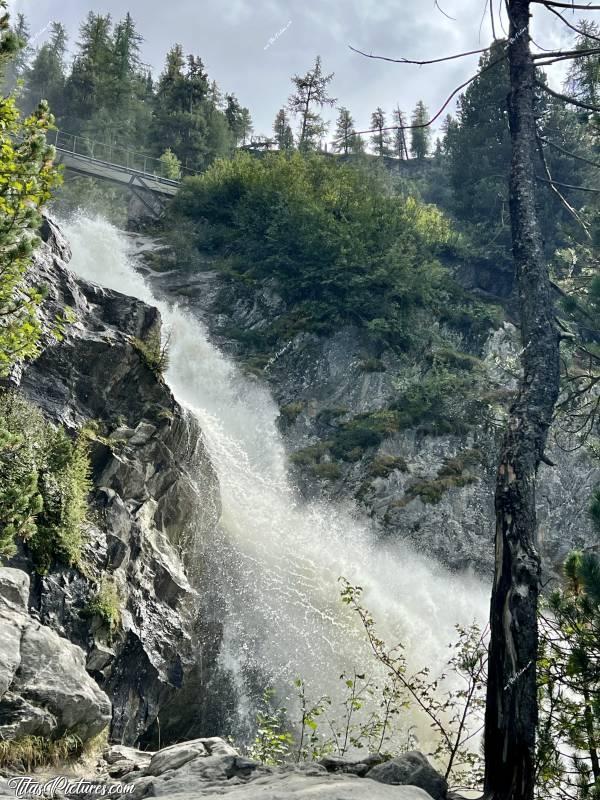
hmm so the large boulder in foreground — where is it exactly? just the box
[0,568,111,742]
[367,751,448,799]
[93,739,435,800]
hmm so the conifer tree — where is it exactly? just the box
[0,2,60,378]
[333,106,355,154]
[392,105,409,160]
[288,55,336,151]
[410,100,431,159]
[273,108,294,150]
[225,93,252,146]
[2,13,29,92]
[23,23,67,117]
[370,107,392,156]
[67,13,113,122]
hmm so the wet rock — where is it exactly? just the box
[8,219,223,746]
[0,568,111,742]
[367,751,448,799]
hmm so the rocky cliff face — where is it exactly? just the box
[139,256,599,582]
[4,219,221,746]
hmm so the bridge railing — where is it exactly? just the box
[51,130,198,183]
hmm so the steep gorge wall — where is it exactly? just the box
[4,220,222,746]
[139,257,599,582]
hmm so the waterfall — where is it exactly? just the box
[63,215,489,751]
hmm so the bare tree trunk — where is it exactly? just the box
[484,1,560,798]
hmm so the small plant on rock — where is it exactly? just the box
[249,689,294,766]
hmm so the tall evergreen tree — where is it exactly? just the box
[225,93,252,146]
[2,13,29,92]
[0,1,60,377]
[288,55,336,151]
[333,106,355,154]
[370,107,392,156]
[23,23,67,117]
[273,108,294,150]
[65,13,113,128]
[392,106,409,159]
[410,100,431,159]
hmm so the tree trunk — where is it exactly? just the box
[483,1,560,798]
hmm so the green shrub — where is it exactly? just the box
[290,441,332,467]
[172,152,452,345]
[359,358,386,373]
[0,393,91,570]
[0,733,82,772]
[82,578,122,639]
[280,402,304,423]
[132,330,169,377]
[312,462,342,481]
[368,455,408,478]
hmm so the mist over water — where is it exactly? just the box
[64,215,489,747]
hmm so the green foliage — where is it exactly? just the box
[410,101,431,160]
[159,148,182,179]
[173,152,452,346]
[279,401,304,424]
[368,454,408,478]
[132,329,169,377]
[0,393,91,571]
[82,578,122,640]
[339,579,486,784]
[0,7,61,377]
[248,689,294,766]
[288,56,335,151]
[537,549,600,798]
[0,732,83,772]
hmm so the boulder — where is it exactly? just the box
[94,739,434,800]
[0,568,111,743]
[367,751,448,799]
[319,753,383,776]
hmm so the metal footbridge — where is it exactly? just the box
[51,130,195,197]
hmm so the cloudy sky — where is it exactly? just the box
[8,0,599,141]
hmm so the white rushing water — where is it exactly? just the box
[64,215,489,749]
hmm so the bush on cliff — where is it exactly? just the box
[0,393,91,570]
[172,152,456,347]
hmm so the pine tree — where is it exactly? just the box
[392,105,409,160]
[333,106,355,155]
[288,55,336,151]
[273,108,294,150]
[410,100,431,159]
[538,548,600,795]
[23,23,67,117]
[0,2,60,378]
[370,107,392,156]
[225,93,252,146]
[65,13,113,128]
[443,43,511,257]
[350,132,366,155]
[2,13,29,92]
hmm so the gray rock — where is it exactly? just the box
[11,220,223,746]
[319,753,383,776]
[0,568,111,743]
[105,744,154,767]
[367,751,448,799]
[146,262,600,579]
